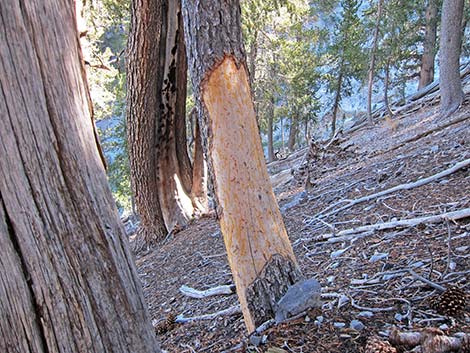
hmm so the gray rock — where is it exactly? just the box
[333,322,346,328]
[249,335,263,346]
[350,319,365,331]
[357,311,374,318]
[275,278,321,323]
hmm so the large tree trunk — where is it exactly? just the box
[418,0,439,90]
[439,0,464,116]
[367,0,383,122]
[127,0,194,245]
[0,0,159,352]
[156,0,194,231]
[126,0,167,247]
[182,0,301,333]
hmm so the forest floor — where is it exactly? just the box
[133,93,470,353]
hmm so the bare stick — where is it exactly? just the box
[312,158,470,220]
[408,269,446,292]
[314,208,470,243]
[176,304,241,323]
[179,284,236,299]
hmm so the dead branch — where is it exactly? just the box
[407,269,446,292]
[313,208,470,243]
[175,304,241,323]
[179,284,236,299]
[312,158,470,220]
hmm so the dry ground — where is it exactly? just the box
[134,97,470,352]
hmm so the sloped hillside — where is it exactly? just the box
[135,93,470,352]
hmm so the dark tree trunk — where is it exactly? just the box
[287,117,298,152]
[126,0,167,247]
[384,58,395,117]
[439,0,464,116]
[0,0,159,351]
[127,0,194,244]
[190,109,208,215]
[367,0,383,122]
[182,0,301,333]
[418,0,439,90]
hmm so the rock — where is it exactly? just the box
[334,322,346,328]
[456,246,469,252]
[274,278,321,323]
[357,311,374,318]
[439,324,449,330]
[350,319,365,331]
[431,145,439,153]
[249,335,263,346]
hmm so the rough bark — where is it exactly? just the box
[182,0,301,333]
[126,0,167,246]
[0,0,160,351]
[439,0,464,116]
[156,0,194,231]
[367,0,383,122]
[190,109,208,215]
[418,0,439,90]
[127,0,194,242]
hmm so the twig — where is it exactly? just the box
[407,269,446,292]
[176,305,241,323]
[179,284,236,299]
[350,297,395,312]
[311,158,470,220]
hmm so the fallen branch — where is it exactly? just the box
[314,208,470,243]
[407,269,446,292]
[179,284,236,299]
[176,304,241,323]
[312,158,470,220]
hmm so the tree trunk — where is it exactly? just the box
[418,0,439,90]
[384,57,395,117]
[127,0,194,244]
[267,97,276,162]
[439,0,464,116]
[190,109,208,215]
[126,0,167,247]
[0,0,159,351]
[182,0,302,333]
[331,70,343,138]
[367,0,383,122]
[287,117,298,152]
[156,0,194,231]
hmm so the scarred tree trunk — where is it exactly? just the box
[127,0,194,244]
[156,1,194,231]
[439,0,464,116]
[182,0,301,333]
[126,0,167,247]
[0,0,159,352]
[367,0,383,122]
[418,0,439,90]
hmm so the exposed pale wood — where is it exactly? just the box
[182,0,301,333]
[0,0,159,351]
[179,284,236,299]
